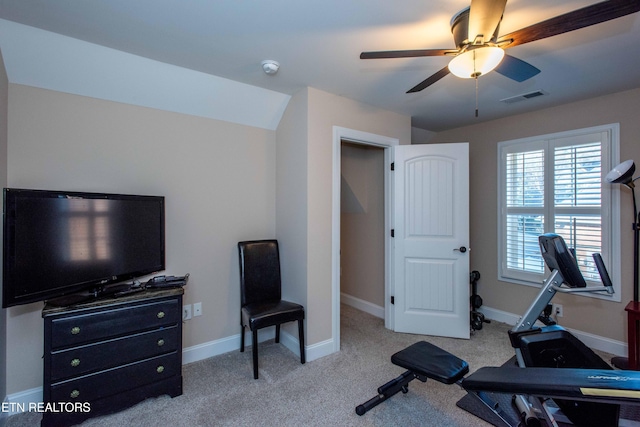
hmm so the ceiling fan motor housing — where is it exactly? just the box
[451,7,500,48]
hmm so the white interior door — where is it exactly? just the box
[393,143,470,339]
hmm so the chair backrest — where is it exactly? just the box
[238,240,282,306]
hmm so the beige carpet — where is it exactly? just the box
[5,305,532,426]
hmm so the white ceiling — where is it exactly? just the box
[1,0,639,132]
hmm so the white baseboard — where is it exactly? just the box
[2,387,42,417]
[182,325,333,365]
[479,306,628,357]
[339,293,627,356]
[340,292,384,319]
[4,327,334,417]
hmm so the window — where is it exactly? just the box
[498,124,620,300]
[67,199,112,262]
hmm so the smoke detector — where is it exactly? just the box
[261,60,280,75]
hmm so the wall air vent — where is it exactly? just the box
[500,90,547,104]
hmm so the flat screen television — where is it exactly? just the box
[2,188,165,308]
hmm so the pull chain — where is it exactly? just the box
[473,50,479,118]
[475,76,479,118]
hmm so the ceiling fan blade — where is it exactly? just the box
[407,67,451,93]
[360,49,453,59]
[498,0,640,48]
[494,54,541,82]
[468,0,508,43]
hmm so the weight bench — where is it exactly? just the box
[356,341,469,415]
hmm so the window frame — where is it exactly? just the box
[497,124,621,301]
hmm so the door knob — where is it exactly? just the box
[454,246,468,253]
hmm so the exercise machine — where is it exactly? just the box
[356,233,640,426]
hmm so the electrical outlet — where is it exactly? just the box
[553,303,563,318]
[193,302,202,317]
[183,304,192,320]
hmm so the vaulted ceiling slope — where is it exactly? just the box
[0,19,290,130]
[1,0,639,131]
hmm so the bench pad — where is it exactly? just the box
[463,367,640,404]
[391,341,469,385]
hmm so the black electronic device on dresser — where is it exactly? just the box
[2,188,166,308]
[41,288,183,427]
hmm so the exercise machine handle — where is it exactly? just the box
[592,253,615,294]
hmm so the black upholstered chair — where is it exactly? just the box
[238,239,306,379]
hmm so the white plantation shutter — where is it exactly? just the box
[498,125,620,300]
[553,141,602,281]
[505,149,545,275]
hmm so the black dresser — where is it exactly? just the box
[41,287,183,426]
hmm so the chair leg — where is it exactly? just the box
[240,325,245,353]
[298,319,306,364]
[275,324,280,343]
[252,329,259,379]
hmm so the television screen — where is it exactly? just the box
[2,188,165,307]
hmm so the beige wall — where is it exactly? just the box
[340,142,385,307]
[4,83,411,395]
[275,89,309,339]
[5,84,276,393]
[430,88,640,343]
[277,87,410,345]
[306,88,410,343]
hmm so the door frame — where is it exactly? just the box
[331,126,399,352]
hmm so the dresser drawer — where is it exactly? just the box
[50,326,179,382]
[50,299,179,349]
[50,352,180,403]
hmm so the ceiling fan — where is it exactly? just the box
[360,0,640,93]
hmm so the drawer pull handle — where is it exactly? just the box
[157,311,165,319]
[71,358,80,367]
[70,390,80,399]
[156,365,165,374]
[71,326,81,335]
[157,339,165,347]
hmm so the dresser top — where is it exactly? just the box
[42,287,184,316]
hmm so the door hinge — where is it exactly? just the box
[390,162,395,171]
[391,229,395,238]
[391,296,395,305]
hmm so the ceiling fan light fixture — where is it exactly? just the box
[448,46,505,78]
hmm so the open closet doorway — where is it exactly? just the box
[331,127,398,354]
[332,129,468,354]
[340,141,386,320]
